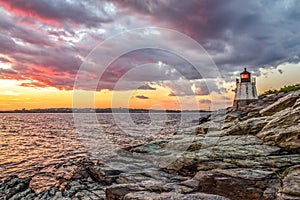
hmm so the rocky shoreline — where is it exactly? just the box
[1,90,300,200]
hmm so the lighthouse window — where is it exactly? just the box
[241,74,249,79]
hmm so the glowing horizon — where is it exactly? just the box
[0,1,299,111]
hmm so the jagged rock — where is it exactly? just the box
[198,114,211,125]
[62,180,85,197]
[117,173,154,184]
[88,166,123,185]
[141,180,173,193]
[0,176,32,199]
[164,135,281,176]
[277,165,300,199]
[293,98,300,109]
[179,178,199,190]
[221,120,237,130]
[130,140,168,153]
[241,110,261,120]
[257,106,300,152]
[260,90,300,116]
[0,161,106,199]
[199,136,281,159]
[112,91,300,199]
[175,126,198,135]
[196,121,223,132]
[196,127,208,134]
[34,187,60,199]
[224,112,242,122]
[164,183,195,194]
[52,191,64,200]
[164,152,200,176]
[261,154,300,169]
[225,116,272,135]
[105,184,144,200]
[194,168,280,200]
[9,188,33,200]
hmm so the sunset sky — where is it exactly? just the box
[0,0,299,111]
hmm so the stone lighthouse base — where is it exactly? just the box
[233,99,257,111]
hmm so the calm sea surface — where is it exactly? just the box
[0,113,201,191]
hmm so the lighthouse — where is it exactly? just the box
[233,68,258,110]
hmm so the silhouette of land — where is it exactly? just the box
[0,108,212,113]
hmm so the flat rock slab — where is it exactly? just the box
[124,191,229,200]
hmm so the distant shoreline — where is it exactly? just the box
[0,108,212,113]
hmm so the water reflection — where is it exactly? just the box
[0,113,200,192]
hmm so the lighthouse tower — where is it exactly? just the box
[233,68,258,110]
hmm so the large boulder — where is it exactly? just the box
[259,90,300,116]
[194,168,280,200]
[164,135,281,176]
[224,112,242,122]
[88,166,123,185]
[225,116,272,135]
[105,184,144,200]
[257,106,300,152]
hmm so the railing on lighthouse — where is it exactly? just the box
[240,68,251,83]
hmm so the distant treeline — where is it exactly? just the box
[0,108,211,113]
[262,83,300,96]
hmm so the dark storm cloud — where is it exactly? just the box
[0,0,299,93]
[10,47,83,74]
[0,12,95,90]
[0,68,18,75]
[0,0,114,27]
[0,6,86,84]
[87,48,204,92]
[115,0,300,75]
[0,34,18,54]
[101,49,202,82]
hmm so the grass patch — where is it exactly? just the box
[275,167,289,179]
[262,84,300,96]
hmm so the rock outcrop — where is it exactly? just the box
[0,159,107,200]
[129,90,300,200]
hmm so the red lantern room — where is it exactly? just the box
[240,68,251,83]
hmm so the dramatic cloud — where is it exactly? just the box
[115,0,300,72]
[165,78,224,97]
[0,68,18,75]
[0,0,115,27]
[138,84,156,90]
[0,57,10,63]
[0,0,299,97]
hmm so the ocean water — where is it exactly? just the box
[0,113,201,191]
